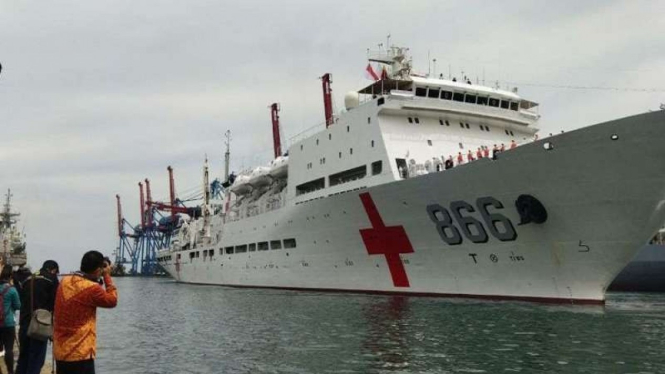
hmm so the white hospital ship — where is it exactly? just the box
[157,45,665,304]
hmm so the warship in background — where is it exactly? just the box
[609,230,665,292]
[0,189,27,268]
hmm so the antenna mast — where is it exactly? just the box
[321,73,333,127]
[270,103,282,158]
[224,130,231,181]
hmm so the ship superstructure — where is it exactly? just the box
[0,189,27,267]
[156,45,665,304]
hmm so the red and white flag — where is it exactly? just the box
[364,63,380,81]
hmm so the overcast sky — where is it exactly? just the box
[1,0,664,272]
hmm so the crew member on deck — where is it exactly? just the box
[457,152,464,165]
[445,156,454,170]
[483,147,490,158]
[510,140,517,149]
[467,150,474,162]
[500,143,506,152]
[476,148,483,159]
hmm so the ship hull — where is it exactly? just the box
[160,111,665,304]
[608,244,665,292]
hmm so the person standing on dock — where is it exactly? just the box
[16,260,59,374]
[53,251,117,374]
[0,266,20,374]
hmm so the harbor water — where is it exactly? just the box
[94,277,665,373]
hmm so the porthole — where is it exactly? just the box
[543,142,554,151]
[611,134,619,141]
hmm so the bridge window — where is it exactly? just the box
[459,142,464,149]
[439,119,444,126]
[270,240,282,250]
[235,245,247,253]
[428,88,440,98]
[500,100,510,109]
[465,123,470,129]
[465,94,477,104]
[371,140,375,147]
[372,160,382,175]
[441,91,453,100]
[510,102,519,111]
[415,87,427,97]
[329,165,367,187]
[296,177,325,196]
[453,92,464,102]
[258,242,269,251]
[225,246,234,254]
[284,238,297,249]
[489,98,500,107]
[445,120,450,126]
[477,96,488,105]
[414,117,420,124]
[249,243,256,252]
[427,140,432,146]
[316,139,319,145]
[460,122,464,128]
[408,117,413,124]
[209,249,215,258]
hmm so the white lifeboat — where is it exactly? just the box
[248,166,272,188]
[229,174,252,195]
[269,156,288,179]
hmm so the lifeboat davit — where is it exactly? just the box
[230,174,252,195]
[248,166,272,188]
[269,156,288,179]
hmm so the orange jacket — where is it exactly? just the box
[53,273,117,362]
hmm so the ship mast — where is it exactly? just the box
[202,157,211,239]
[223,130,231,182]
[1,189,19,230]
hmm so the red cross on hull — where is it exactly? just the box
[359,192,414,287]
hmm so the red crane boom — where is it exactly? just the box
[321,73,333,127]
[270,103,282,158]
[116,194,123,237]
[138,182,145,229]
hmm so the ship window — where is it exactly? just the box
[459,142,464,149]
[505,130,510,135]
[347,125,350,132]
[235,245,247,253]
[477,96,488,105]
[368,116,371,124]
[219,248,223,255]
[377,97,384,106]
[489,98,500,107]
[460,122,464,128]
[408,117,413,123]
[486,126,490,132]
[329,165,367,187]
[248,243,256,252]
[428,88,440,98]
[284,238,297,249]
[350,148,353,155]
[439,119,444,126]
[465,123,470,129]
[465,94,477,104]
[329,134,331,140]
[270,240,282,250]
[177,254,181,260]
[415,87,427,97]
[203,251,208,258]
[453,92,464,102]
[500,100,510,109]
[441,90,453,100]
[510,130,514,136]
[196,251,200,258]
[510,102,519,111]
[371,140,375,147]
[225,246,234,254]
[209,249,215,258]
[445,120,450,126]
[296,177,325,196]
[258,242,269,251]
[414,117,420,124]
[316,139,319,145]
[427,140,432,146]
[371,160,382,175]
[300,144,303,150]
[339,152,342,158]
[189,252,195,259]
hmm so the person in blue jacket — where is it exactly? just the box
[0,265,20,374]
